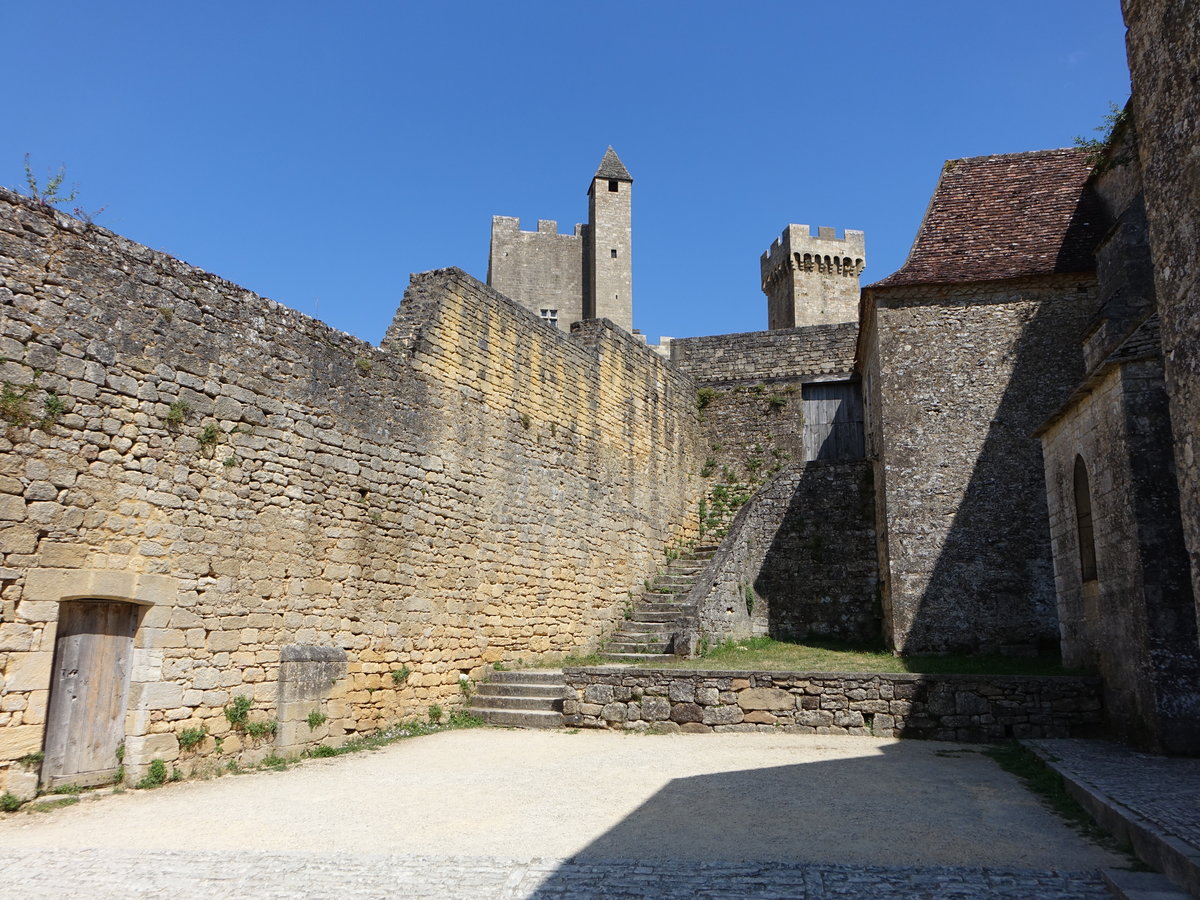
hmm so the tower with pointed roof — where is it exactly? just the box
[585,147,633,331]
[487,147,634,335]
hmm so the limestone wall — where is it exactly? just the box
[1123,0,1200,628]
[562,668,1104,741]
[0,189,701,791]
[863,278,1100,654]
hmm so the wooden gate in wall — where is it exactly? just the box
[42,600,139,788]
[801,381,865,462]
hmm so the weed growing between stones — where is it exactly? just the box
[178,726,207,752]
[306,710,327,730]
[1,792,21,812]
[137,758,169,789]
[391,665,412,685]
[165,399,190,426]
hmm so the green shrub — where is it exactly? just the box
[137,758,168,789]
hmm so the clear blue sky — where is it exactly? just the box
[5,2,1131,345]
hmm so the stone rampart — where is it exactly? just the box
[670,323,857,386]
[0,189,700,788]
[562,668,1104,741]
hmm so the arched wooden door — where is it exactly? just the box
[42,600,138,788]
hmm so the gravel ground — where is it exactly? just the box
[0,729,1120,872]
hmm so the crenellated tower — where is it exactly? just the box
[584,147,633,332]
[761,225,865,328]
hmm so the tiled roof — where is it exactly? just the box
[870,148,1103,289]
[594,146,632,182]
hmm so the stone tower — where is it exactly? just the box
[761,225,865,328]
[585,147,633,332]
[487,147,634,335]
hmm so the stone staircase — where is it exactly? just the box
[468,669,566,728]
[601,543,718,663]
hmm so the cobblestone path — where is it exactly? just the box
[0,849,1112,899]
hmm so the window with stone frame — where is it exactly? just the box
[539,308,558,328]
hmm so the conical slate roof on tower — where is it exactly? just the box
[594,146,632,182]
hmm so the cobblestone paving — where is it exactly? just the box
[0,849,1111,899]
[1030,739,1200,850]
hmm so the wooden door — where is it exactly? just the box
[802,382,865,462]
[42,600,138,788]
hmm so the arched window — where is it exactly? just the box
[1073,456,1098,582]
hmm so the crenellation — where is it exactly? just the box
[761,225,866,329]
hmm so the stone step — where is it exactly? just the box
[654,575,697,588]
[486,669,564,685]
[600,652,674,663]
[473,682,564,699]
[612,627,673,640]
[633,610,689,623]
[633,602,691,615]
[468,708,563,729]
[468,694,562,712]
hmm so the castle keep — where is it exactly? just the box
[1,0,1197,799]
[487,147,633,334]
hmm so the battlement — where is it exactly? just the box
[761,223,867,329]
[761,225,866,270]
[490,215,584,237]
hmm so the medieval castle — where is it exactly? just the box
[0,0,1196,799]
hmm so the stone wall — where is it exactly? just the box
[486,216,584,330]
[1040,347,1200,754]
[862,278,1100,654]
[682,461,878,649]
[670,323,857,386]
[562,668,1104,741]
[1123,0,1200,629]
[0,189,701,791]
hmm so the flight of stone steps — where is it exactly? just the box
[467,669,566,728]
[601,543,718,663]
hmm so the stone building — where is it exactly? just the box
[487,147,633,334]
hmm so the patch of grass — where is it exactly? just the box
[391,666,411,685]
[197,423,220,449]
[261,753,289,771]
[306,710,327,730]
[696,387,718,411]
[16,752,43,769]
[27,796,80,813]
[982,742,1138,861]
[302,713,482,762]
[427,704,443,724]
[1,792,22,812]
[309,744,339,758]
[642,636,1081,676]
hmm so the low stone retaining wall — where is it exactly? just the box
[561,668,1105,741]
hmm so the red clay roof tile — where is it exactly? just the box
[870,148,1103,289]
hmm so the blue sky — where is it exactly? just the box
[5,2,1131,345]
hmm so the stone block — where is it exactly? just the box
[702,705,743,726]
[667,682,695,703]
[641,696,671,721]
[669,702,704,723]
[583,684,614,705]
[130,681,184,710]
[601,702,627,723]
[737,687,796,711]
[4,651,53,691]
[0,724,44,760]
[695,687,720,706]
[679,722,711,734]
[743,710,777,725]
[4,768,39,801]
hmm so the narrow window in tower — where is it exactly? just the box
[1073,455,1098,582]
[539,308,559,328]
[610,249,618,258]
[608,180,619,192]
